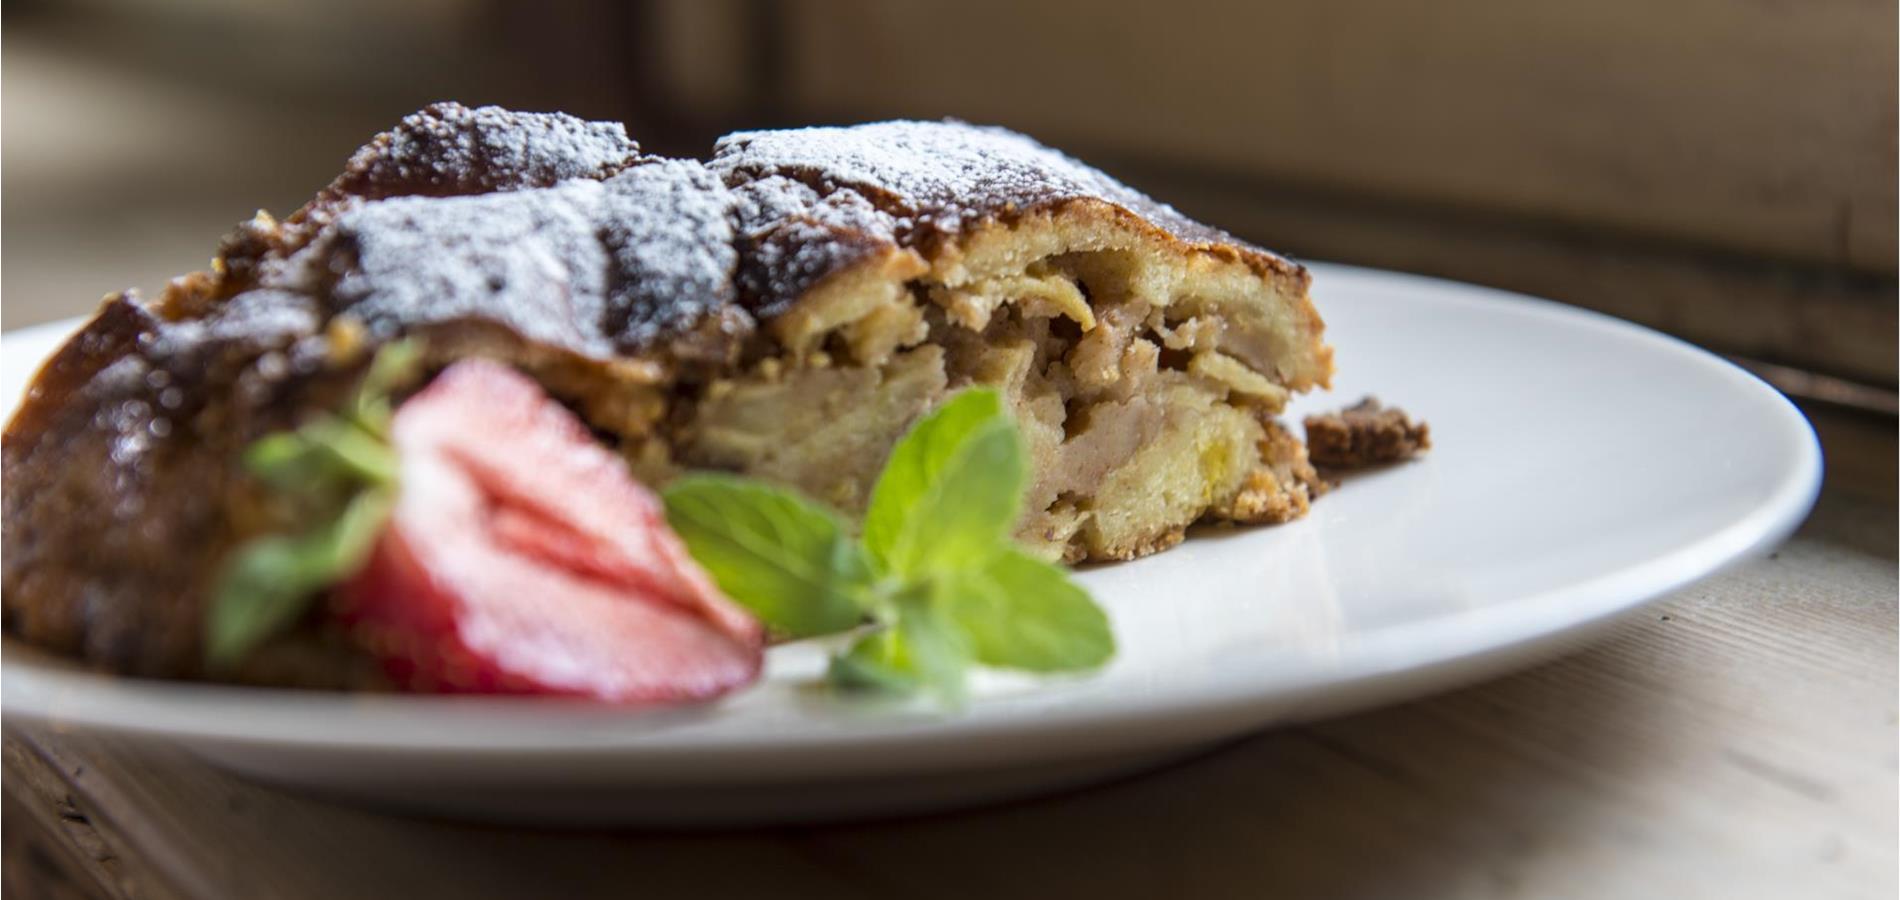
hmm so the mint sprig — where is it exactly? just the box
[662,387,1116,702]
[204,341,420,669]
[947,547,1113,673]
[862,388,1028,577]
[205,489,392,668]
[663,474,873,639]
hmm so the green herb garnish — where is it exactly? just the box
[663,388,1115,702]
[204,341,420,669]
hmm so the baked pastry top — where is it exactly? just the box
[3,103,1332,678]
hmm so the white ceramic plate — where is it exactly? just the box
[0,264,1820,825]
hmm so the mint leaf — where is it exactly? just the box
[348,338,422,434]
[243,341,417,492]
[244,431,346,492]
[899,588,975,703]
[829,586,970,702]
[303,419,400,485]
[945,548,1115,672]
[662,474,872,638]
[829,628,918,692]
[247,420,398,491]
[205,487,393,669]
[205,340,419,668]
[862,388,1026,578]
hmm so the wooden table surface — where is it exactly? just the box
[3,404,1893,900]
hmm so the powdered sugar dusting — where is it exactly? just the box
[311,159,741,356]
[729,174,901,238]
[280,115,1284,360]
[728,175,902,310]
[147,290,322,359]
[326,102,641,204]
[711,120,1247,250]
[324,182,612,351]
[598,161,739,348]
[52,112,1292,444]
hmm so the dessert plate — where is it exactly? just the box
[0,264,1821,825]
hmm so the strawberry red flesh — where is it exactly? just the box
[334,360,764,702]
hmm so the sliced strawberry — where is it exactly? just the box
[333,360,763,702]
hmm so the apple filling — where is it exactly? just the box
[662,242,1324,562]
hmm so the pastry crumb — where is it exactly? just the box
[1303,397,1431,469]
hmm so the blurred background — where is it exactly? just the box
[4,0,1895,405]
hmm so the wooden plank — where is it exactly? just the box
[2,758,122,900]
[4,733,873,900]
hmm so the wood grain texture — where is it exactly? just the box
[1,751,140,900]
[4,407,1892,900]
